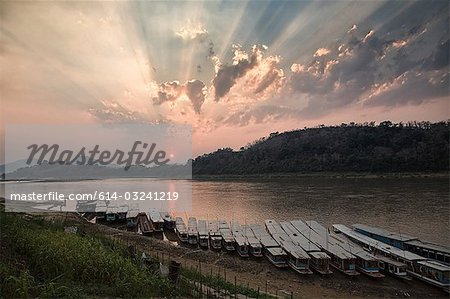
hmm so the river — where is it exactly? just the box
[2,176,448,246]
[188,177,449,246]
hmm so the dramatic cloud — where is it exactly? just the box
[211,45,284,101]
[287,4,449,117]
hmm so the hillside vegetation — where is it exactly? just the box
[193,121,449,175]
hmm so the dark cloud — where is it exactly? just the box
[152,79,206,114]
[287,5,449,117]
[212,45,261,100]
[185,79,206,114]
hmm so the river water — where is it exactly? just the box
[3,176,448,246]
[188,177,449,246]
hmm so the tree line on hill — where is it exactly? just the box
[192,121,449,175]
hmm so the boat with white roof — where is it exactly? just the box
[281,221,332,275]
[250,224,288,267]
[148,208,164,232]
[333,224,450,291]
[175,217,188,242]
[231,221,249,257]
[218,220,235,251]
[198,219,209,248]
[208,220,222,250]
[265,220,312,274]
[187,217,199,245]
[290,220,358,276]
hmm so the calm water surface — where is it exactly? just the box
[188,177,449,246]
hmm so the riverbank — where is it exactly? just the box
[1,208,446,298]
[193,171,449,180]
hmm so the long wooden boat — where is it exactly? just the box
[250,224,288,267]
[106,205,119,222]
[208,220,222,250]
[218,220,235,251]
[137,212,154,235]
[117,205,128,222]
[231,221,249,257]
[375,253,411,280]
[291,220,359,276]
[148,209,164,232]
[94,201,107,221]
[333,224,450,291]
[160,210,176,230]
[353,223,450,264]
[265,220,312,274]
[175,217,188,242]
[198,219,209,248]
[187,217,198,245]
[281,221,332,275]
[242,225,263,257]
[126,208,140,228]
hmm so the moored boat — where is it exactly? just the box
[137,212,153,235]
[218,220,235,251]
[291,220,358,276]
[376,254,411,280]
[94,201,107,221]
[353,223,450,264]
[231,221,249,257]
[148,208,164,232]
[187,217,198,245]
[117,205,128,222]
[333,224,450,291]
[126,208,140,228]
[160,210,176,230]
[106,205,119,222]
[198,219,209,248]
[208,220,222,250]
[265,220,312,274]
[250,224,288,267]
[243,225,263,257]
[282,221,332,275]
[175,217,188,242]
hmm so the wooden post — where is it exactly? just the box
[265,280,268,294]
[234,276,237,299]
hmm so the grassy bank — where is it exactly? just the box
[0,208,273,298]
[0,210,180,298]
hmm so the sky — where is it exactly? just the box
[1,0,449,160]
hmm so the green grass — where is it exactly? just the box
[0,211,177,298]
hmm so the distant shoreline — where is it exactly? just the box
[193,171,449,180]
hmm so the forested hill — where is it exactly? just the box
[193,121,449,175]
